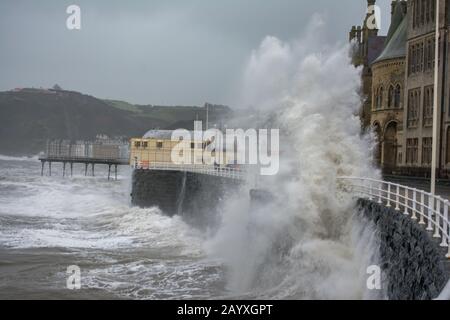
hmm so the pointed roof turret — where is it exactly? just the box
[384,1,406,45]
[372,13,407,64]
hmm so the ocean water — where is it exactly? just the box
[0,19,388,300]
[0,156,383,300]
[0,157,227,300]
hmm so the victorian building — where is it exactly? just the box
[351,0,450,177]
[371,1,407,169]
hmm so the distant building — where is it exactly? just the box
[130,130,236,168]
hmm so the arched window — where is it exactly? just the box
[375,87,379,109]
[377,87,384,109]
[394,85,401,108]
[373,123,382,165]
[384,122,398,168]
[388,85,394,108]
[374,88,379,110]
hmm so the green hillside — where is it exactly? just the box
[0,89,232,155]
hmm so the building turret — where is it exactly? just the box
[349,0,387,129]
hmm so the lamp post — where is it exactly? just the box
[431,0,440,195]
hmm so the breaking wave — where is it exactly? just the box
[0,154,39,162]
[206,17,382,299]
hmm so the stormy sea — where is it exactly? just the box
[0,155,384,300]
[0,156,228,299]
[1,24,386,300]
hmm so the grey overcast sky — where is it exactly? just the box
[0,0,391,106]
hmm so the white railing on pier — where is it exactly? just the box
[133,161,245,180]
[338,176,450,258]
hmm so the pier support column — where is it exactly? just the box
[48,162,52,176]
[84,163,88,176]
[108,164,111,181]
[115,165,118,180]
[70,163,73,177]
[92,163,95,177]
[41,161,45,176]
[63,162,66,177]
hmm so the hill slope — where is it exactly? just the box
[0,89,231,155]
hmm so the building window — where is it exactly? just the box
[190,142,195,149]
[142,141,148,148]
[429,38,435,70]
[413,0,417,28]
[409,41,429,75]
[418,42,424,72]
[406,138,419,165]
[423,86,434,127]
[421,0,426,25]
[422,137,432,165]
[430,0,435,23]
[388,85,394,108]
[376,86,384,109]
[426,0,436,24]
[407,89,421,128]
[394,84,401,108]
[134,141,141,148]
[156,141,163,149]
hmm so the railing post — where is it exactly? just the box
[377,181,382,204]
[419,192,426,225]
[427,195,434,231]
[433,199,441,238]
[337,176,450,259]
[440,200,448,247]
[395,184,400,211]
[403,187,409,216]
[386,183,391,207]
[411,189,417,220]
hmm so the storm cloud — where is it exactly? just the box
[0,0,391,105]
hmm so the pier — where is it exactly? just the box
[39,140,130,180]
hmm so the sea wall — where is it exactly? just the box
[131,169,242,225]
[357,198,449,300]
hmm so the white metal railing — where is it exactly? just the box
[132,161,245,180]
[338,176,450,259]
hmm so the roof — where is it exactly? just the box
[372,3,407,64]
[367,36,387,65]
[142,130,174,139]
[142,129,204,141]
[385,1,405,45]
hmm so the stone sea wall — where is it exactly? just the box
[131,169,242,225]
[357,198,449,300]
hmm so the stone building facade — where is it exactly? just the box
[349,0,386,129]
[400,0,450,177]
[371,2,407,169]
[352,0,450,177]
